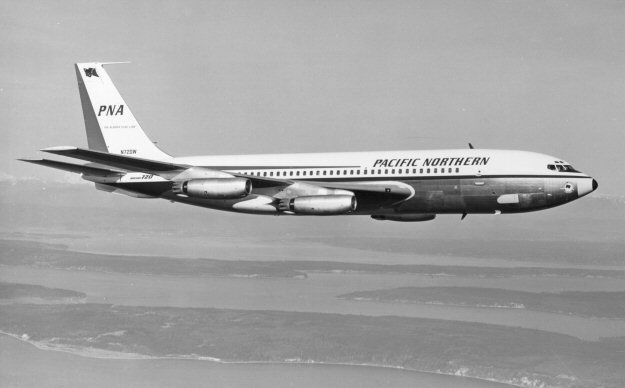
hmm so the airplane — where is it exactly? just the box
[20,62,598,222]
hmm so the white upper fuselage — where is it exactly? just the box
[174,149,589,180]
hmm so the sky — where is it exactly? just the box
[2,0,625,196]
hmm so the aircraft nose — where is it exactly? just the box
[576,178,597,198]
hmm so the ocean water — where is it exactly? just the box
[2,266,624,341]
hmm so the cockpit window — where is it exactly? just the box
[550,164,579,173]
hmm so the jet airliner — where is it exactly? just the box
[21,62,598,221]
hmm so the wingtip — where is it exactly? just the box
[100,61,131,66]
[40,146,79,153]
[75,61,131,67]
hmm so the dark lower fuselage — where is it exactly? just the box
[387,176,586,214]
[147,174,595,216]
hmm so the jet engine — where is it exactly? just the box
[173,178,252,199]
[283,195,357,215]
[371,213,436,222]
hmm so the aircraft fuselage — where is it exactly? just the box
[23,63,598,221]
[159,148,597,216]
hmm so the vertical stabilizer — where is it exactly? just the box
[75,62,171,161]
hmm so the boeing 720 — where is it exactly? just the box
[20,62,598,222]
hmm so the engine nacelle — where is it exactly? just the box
[371,213,436,222]
[285,195,357,215]
[174,178,252,199]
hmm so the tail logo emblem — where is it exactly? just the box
[98,105,124,116]
[84,68,99,77]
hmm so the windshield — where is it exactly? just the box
[548,164,579,173]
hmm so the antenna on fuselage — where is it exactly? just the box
[468,143,475,149]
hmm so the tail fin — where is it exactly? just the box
[75,62,171,161]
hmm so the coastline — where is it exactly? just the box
[0,332,520,387]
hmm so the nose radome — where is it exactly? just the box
[576,178,596,198]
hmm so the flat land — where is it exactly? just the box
[3,239,624,279]
[0,334,513,388]
[2,238,625,387]
[338,287,625,318]
[2,303,624,388]
[0,282,86,302]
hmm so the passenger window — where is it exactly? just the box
[270,172,273,176]
[296,171,300,176]
[323,171,326,176]
[330,171,333,175]
[434,168,437,173]
[303,171,306,176]
[378,169,381,174]
[316,171,320,176]
[398,169,402,174]
[427,168,430,173]
[420,168,423,173]
[391,169,395,174]
[263,172,267,176]
[344,170,347,175]
[448,168,452,173]
[289,171,293,176]
[350,170,354,175]
[456,168,459,173]
[385,169,388,174]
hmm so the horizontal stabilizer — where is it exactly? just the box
[41,146,186,173]
[18,158,124,176]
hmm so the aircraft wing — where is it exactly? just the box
[319,180,413,205]
[232,173,293,188]
[319,181,412,199]
[232,174,412,205]
[33,147,413,205]
[19,158,124,176]
[41,146,186,173]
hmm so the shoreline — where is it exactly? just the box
[0,332,520,387]
[3,235,625,271]
[338,296,625,321]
